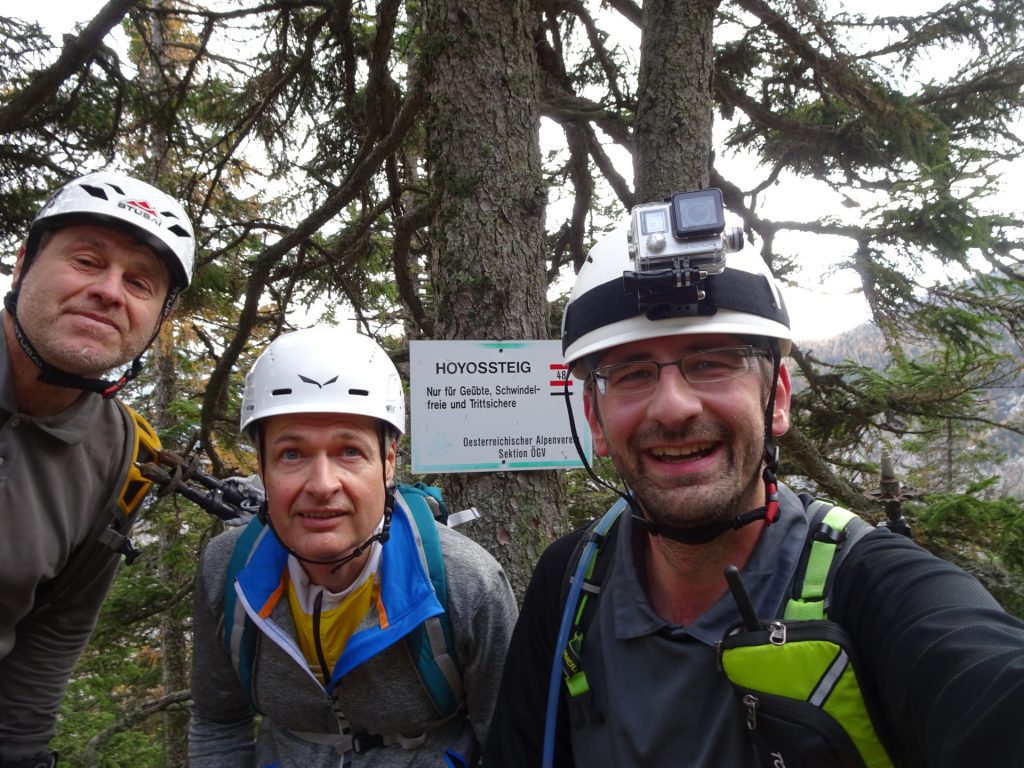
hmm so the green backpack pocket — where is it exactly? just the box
[718,619,894,768]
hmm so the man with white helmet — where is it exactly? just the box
[485,190,1024,766]
[0,172,195,767]
[188,326,517,767]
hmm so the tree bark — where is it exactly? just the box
[633,0,718,200]
[144,3,190,763]
[421,0,568,597]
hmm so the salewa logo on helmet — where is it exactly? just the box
[118,199,162,226]
[298,374,339,389]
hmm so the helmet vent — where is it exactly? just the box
[349,388,369,397]
[80,183,110,200]
[271,388,292,396]
[166,223,191,238]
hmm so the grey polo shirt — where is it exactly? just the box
[570,485,809,766]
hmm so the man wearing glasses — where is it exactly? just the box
[485,198,1024,767]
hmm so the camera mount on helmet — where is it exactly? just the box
[623,188,744,319]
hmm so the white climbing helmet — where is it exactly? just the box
[25,171,195,293]
[561,225,792,377]
[240,327,406,437]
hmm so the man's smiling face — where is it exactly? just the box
[585,333,791,530]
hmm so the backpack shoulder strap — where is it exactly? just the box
[97,401,162,563]
[33,402,160,618]
[400,480,480,528]
[784,498,874,621]
[222,515,270,711]
[399,481,450,523]
[396,484,464,718]
[559,498,627,700]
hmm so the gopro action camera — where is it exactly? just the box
[625,188,743,317]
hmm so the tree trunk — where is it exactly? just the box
[421,0,568,596]
[145,2,190,763]
[633,0,718,200]
[154,335,190,768]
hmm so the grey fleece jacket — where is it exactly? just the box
[188,512,518,768]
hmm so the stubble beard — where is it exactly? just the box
[15,287,138,378]
[617,423,767,531]
[31,316,130,377]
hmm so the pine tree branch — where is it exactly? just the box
[199,77,428,472]
[778,423,879,511]
[0,0,141,135]
[80,689,192,767]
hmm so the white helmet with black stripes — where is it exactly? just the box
[25,171,195,297]
[561,225,791,376]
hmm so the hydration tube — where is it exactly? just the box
[543,536,592,768]
[543,497,627,767]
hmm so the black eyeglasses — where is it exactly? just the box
[591,345,770,397]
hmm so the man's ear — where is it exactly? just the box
[11,243,26,288]
[771,361,792,437]
[384,438,397,485]
[584,389,609,457]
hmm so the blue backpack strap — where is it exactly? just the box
[222,515,269,710]
[400,481,450,524]
[396,483,464,717]
[560,499,627,700]
[542,498,628,767]
[784,499,873,621]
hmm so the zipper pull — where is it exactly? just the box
[313,590,332,688]
[769,620,787,645]
[743,693,758,730]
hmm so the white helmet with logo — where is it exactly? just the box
[25,171,195,295]
[561,225,791,377]
[240,327,406,438]
[3,171,196,396]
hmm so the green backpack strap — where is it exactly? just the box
[784,500,874,621]
[721,499,894,768]
[560,499,628,706]
[396,483,464,718]
[222,515,270,711]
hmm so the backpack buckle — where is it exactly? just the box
[812,521,845,545]
[352,733,384,753]
[98,526,142,564]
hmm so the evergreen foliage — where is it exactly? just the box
[0,0,1021,761]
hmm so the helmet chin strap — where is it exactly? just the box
[628,482,777,545]
[562,339,783,546]
[3,286,175,398]
[256,486,396,573]
[255,424,398,575]
[759,339,784,525]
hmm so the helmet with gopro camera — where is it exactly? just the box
[560,189,793,544]
[562,189,791,378]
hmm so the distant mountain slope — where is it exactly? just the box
[797,322,885,367]
[794,322,1024,498]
